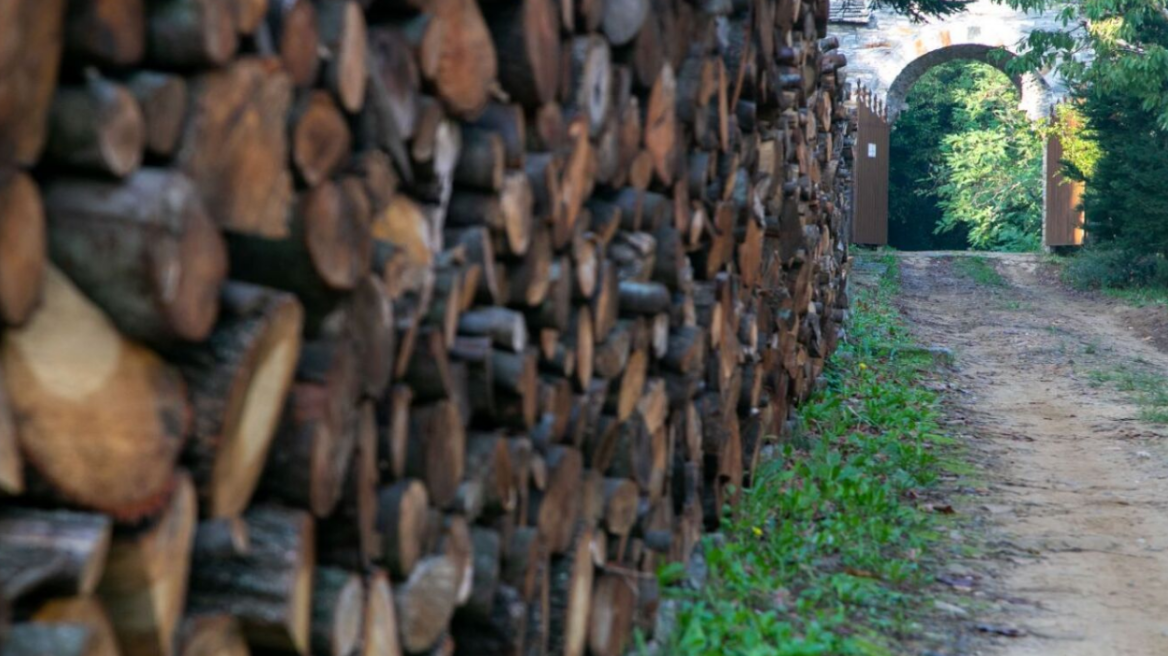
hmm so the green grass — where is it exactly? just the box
[659,255,965,655]
[952,256,1007,287]
[1102,286,1168,308]
[1086,366,1168,423]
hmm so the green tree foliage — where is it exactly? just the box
[873,0,975,20]
[1005,0,1168,258]
[1005,0,1168,128]
[888,61,1044,251]
[1072,87,1168,254]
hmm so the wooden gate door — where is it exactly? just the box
[852,89,889,245]
[1044,113,1085,247]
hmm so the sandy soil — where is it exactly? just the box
[891,252,1168,656]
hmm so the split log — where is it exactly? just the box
[454,128,505,191]
[0,0,67,167]
[395,556,460,653]
[97,473,197,656]
[602,0,649,46]
[31,598,120,656]
[0,508,111,602]
[169,283,303,518]
[407,400,466,508]
[43,169,228,344]
[0,374,19,495]
[484,0,560,108]
[45,78,144,177]
[289,90,352,187]
[126,72,188,158]
[178,57,293,238]
[175,614,248,656]
[588,569,637,656]
[146,0,239,67]
[258,341,359,517]
[447,173,533,257]
[459,307,528,353]
[226,182,373,310]
[548,527,594,656]
[266,0,320,88]
[0,171,46,327]
[377,480,429,579]
[187,505,315,654]
[311,568,364,656]
[403,0,498,118]
[363,571,403,656]
[0,624,103,656]
[317,0,368,113]
[0,267,188,519]
[368,27,421,144]
[318,401,381,568]
[528,446,583,554]
[193,517,250,558]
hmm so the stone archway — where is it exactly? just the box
[834,0,1083,248]
[830,0,1068,110]
[885,44,1052,122]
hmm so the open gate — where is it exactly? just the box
[850,93,1085,249]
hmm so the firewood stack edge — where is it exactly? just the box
[0,0,855,654]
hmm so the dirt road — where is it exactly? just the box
[891,252,1168,656]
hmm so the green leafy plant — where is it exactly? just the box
[660,256,967,654]
[953,256,1008,287]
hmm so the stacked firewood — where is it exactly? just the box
[0,0,853,654]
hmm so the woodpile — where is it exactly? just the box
[0,0,854,654]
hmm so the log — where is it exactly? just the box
[1,267,188,519]
[643,63,677,185]
[32,598,120,656]
[0,373,19,495]
[193,517,250,559]
[601,478,639,536]
[368,27,421,143]
[459,307,528,353]
[447,173,533,257]
[43,169,228,344]
[226,182,373,308]
[588,570,636,656]
[175,614,248,656]
[317,0,368,113]
[187,505,315,654]
[0,624,103,656]
[528,446,583,554]
[602,0,648,46]
[312,568,364,656]
[169,283,302,518]
[45,78,144,177]
[395,556,461,653]
[454,128,505,191]
[318,401,380,568]
[0,0,67,167]
[289,90,352,187]
[0,508,111,602]
[548,526,594,656]
[259,342,358,518]
[126,73,188,158]
[97,473,197,656]
[406,400,466,508]
[178,58,292,238]
[404,0,497,118]
[266,0,320,88]
[146,0,238,67]
[363,571,403,656]
[0,171,46,327]
[66,0,143,65]
[484,0,560,108]
[229,0,267,33]
[377,480,429,579]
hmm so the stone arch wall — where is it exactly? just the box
[831,0,1067,118]
[884,44,1051,121]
